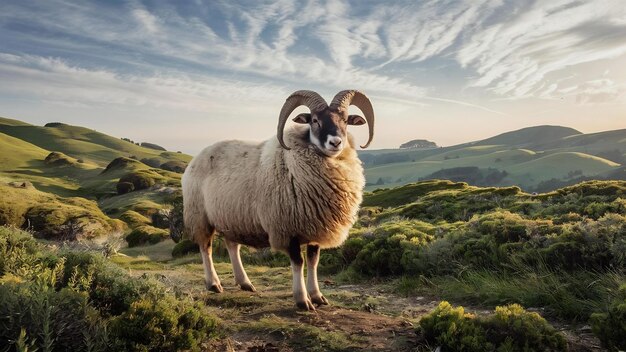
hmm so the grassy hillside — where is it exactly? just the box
[361,125,626,191]
[0,117,188,238]
[0,118,191,167]
[472,125,581,147]
[0,182,124,239]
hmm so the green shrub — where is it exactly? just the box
[151,210,170,229]
[140,142,166,151]
[118,172,156,191]
[0,183,122,239]
[125,225,168,247]
[110,297,216,352]
[140,157,163,167]
[172,239,199,258]
[0,226,219,351]
[116,181,135,195]
[350,219,433,276]
[119,210,150,228]
[418,301,566,351]
[168,196,185,243]
[160,160,187,173]
[590,283,626,351]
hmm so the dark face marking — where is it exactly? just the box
[293,108,365,157]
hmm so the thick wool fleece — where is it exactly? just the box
[182,124,365,251]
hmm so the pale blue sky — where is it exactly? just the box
[1,0,625,153]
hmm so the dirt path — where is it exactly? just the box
[116,254,604,351]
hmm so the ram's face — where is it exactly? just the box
[292,108,366,157]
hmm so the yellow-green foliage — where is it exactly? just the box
[119,210,151,228]
[0,183,123,238]
[0,119,192,167]
[0,226,218,351]
[172,239,199,258]
[343,219,434,276]
[590,283,626,351]
[418,301,566,351]
[125,225,168,247]
[110,296,216,352]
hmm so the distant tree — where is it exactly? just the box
[399,139,438,149]
[141,142,167,151]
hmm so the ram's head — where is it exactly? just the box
[277,90,375,157]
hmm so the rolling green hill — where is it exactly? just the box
[361,125,626,191]
[0,117,189,236]
[0,117,191,167]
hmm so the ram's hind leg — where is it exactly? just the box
[196,226,223,293]
[306,244,328,305]
[225,239,256,292]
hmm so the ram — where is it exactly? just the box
[182,90,374,310]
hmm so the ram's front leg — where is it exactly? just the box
[306,244,329,305]
[288,238,315,310]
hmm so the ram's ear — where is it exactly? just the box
[347,114,366,126]
[292,113,311,124]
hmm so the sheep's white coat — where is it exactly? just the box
[182,124,364,251]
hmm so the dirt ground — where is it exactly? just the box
[114,248,605,352]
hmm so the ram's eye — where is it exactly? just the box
[312,118,319,124]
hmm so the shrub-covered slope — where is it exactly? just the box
[0,226,219,351]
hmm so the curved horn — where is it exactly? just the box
[330,90,375,148]
[277,90,327,150]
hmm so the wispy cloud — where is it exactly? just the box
[0,0,625,151]
[0,53,287,113]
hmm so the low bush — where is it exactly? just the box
[418,301,566,351]
[118,172,156,191]
[119,210,151,228]
[125,225,168,247]
[160,160,187,173]
[140,157,163,167]
[168,196,185,243]
[0,183,122,239]
[116,181,135,195]
[590,283,626,351]
[172,239,199,258]
[110,296,216,352]
[151,210,170,229]
[0,226,219,351]
[140,142,166,151]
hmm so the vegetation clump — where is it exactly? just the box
[118,172,156,191]
[140,142,166,151]
[102,157,143,174]
[418,301,566,351]
[0,183,123,239]
[43,122,68,127]
[172,239,199,258]
[125,225,168,247]
[590,283,626,351]
[141,157,162,168]
[0,226,219,351]
[160,160,187,173]
[116,181,135,195]
[44,151,76,166]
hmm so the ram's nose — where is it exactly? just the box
[328,136,342,148]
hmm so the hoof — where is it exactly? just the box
[240,282,257,292]
[296,298,316,311]
[207,283,223,293]
[311,295,329,306]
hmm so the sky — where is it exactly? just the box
[1,0,625,154]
